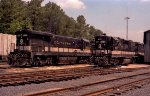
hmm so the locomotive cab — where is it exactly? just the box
[8,29,53,67]
[16,32,30,50]
[8,30,32,66]
[95,35,113,50]
[92,35,113,66]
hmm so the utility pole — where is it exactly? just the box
[125,17,130,40]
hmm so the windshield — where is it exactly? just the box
[16,34,29,46]
[16,34,30,51]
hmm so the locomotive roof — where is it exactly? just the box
[54,34,90,42]
[144,30,150,34]
[15,29,89,42]
[111,36,124,40]
[15,29,54,37]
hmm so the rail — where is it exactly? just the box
[24,69,150,96]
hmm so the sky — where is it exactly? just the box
[22,0,150,43]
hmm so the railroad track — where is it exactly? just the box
[0,65,150,88]
[0,66,139,88]
[24,70,150,96]
[0,66,91,86]
[86,78,150,96]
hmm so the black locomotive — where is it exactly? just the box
[8,29,91,66]
[92,35,144,66]
[8,29,144,67]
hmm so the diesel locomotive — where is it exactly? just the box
[91,35,144,66]
[8,29,144,67]
[8,29,91,66]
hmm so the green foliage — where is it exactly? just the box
[40,2,65,34]
[27,0,43,30]
[0,0,104,39]
[0,0,31,34]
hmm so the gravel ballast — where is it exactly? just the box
[0,65,150,96]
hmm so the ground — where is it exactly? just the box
[0,63,150,96]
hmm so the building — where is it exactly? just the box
[144,30,150,63]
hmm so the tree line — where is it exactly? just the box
[0,0,103,40]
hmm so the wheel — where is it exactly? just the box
[32,57,41,66]
[103,56,109,66]
[131,58,135,64]
[46,58,52,65]
[110,58,115,66]
[114,59,120,66]
[52,57,58,65]
[89,56,94,65]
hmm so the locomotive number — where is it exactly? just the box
[20,39,23,45]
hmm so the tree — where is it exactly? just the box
[76,15,86,38]
[61,17,76,36]
[0,0,31,34]
[0,0,104,38]
[27,0,43,30]
[94,29,103,36]
[40,2,66,34]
